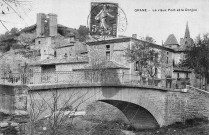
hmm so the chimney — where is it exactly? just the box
[132,34,137,39]
[48,13,57,37]
[36,13,46,38]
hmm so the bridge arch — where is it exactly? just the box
[96,96,164,129]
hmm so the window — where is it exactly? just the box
[38,50,41,56]
[64,53,68,58]
[166,57,169,63]
[135,61,139,71]
[177,73,180,78]
[69,50,72,56]
[173,60,175,66]
[54,51,57,57]
[155,68,158,77]
[186,73,189,78]
[106,45,110,50]
[150,56,154,61]
[106,51,110,60]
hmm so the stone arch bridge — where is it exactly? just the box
[24,83,209,129]
[0,83,209,129]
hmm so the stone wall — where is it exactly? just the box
[185,88,209,119]
[165,88,209,125]
[0,85,27,115]
[56,63,87,72]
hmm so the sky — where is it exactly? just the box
[0,0,209,44]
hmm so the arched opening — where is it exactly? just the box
[99,100,159,129]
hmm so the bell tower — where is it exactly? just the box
[180,22,194,48]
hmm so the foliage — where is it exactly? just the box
[0,27,19,40]
[0,27,36,55]
[144,36,156,43]
[0,27,19,52]
[27,89,91,135]
[78,25,89,42]
[87,120,127,135]
[181,34,209,90]
[124,39,166,79]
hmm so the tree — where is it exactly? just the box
[27,89,90,135]
[124,36,166,84]
[78,25,89,42]
[181,34,209,90]
[144,36,156,43]
[0,27,19,40]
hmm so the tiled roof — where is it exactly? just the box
[164,34,179,45]
[74,61,129,71]
[87,37,174,52]
[29,57,89,66]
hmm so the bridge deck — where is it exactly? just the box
[0,71,178,91]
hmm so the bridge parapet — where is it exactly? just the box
[0,71,169,89]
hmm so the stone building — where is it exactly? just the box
[18,13,89,84]
[86,37,174,87]
[84,22,200,89]
[163,22,198,88]
[27,13,88,73]
[4,13,199,88]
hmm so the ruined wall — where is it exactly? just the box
[36,13,57,38]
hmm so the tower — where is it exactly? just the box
[184,22,190,39]
[180,22,194,48]
[48,13,57,37]
[36,13,47,38]
[36,13,57,38]
[35,13,58,60]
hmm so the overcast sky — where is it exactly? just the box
[0,0,209,44]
